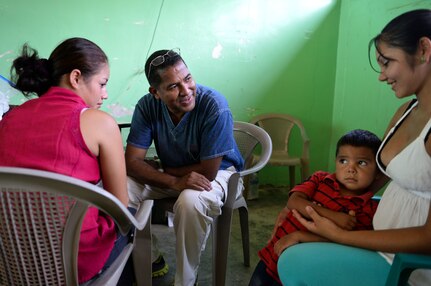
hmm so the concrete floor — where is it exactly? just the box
[151,186,289,286]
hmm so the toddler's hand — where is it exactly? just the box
[334,210,357,230]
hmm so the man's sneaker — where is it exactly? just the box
[152,255,169,278]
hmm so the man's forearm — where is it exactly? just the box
[164,163,202,177]
[164,160,219,181]
[127,159,177,189]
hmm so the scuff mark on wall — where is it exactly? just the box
[244,107,260,117]
[106,103,134,118]
[0,50,12,58]
[389,1,429,11]
[212,43,223,59]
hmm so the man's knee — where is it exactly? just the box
[174,190,200,215]
[175,189,223,219]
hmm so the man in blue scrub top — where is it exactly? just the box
[125,49,244,286]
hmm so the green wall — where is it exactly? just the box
[0,0,340,185]
[2,0,429,186]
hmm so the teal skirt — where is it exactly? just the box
[277,242,390,286]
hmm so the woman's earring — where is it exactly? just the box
[421,56,426,63]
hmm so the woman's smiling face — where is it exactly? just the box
[376,42,423,99]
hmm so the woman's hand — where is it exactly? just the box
[292,206,344,240]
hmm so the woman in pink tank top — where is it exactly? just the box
[0,38,132,284]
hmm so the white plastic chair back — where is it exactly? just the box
[0,167,152,286]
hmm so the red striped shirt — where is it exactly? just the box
[258,171,378,283]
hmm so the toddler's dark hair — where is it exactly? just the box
[336,129,381,157]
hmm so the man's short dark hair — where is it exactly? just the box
[335,129,382,157]
[145,49,184,87]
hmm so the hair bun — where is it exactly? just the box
[11,45,51,97]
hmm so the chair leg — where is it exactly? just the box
[213,209,234,286]
[238,206,250,267]
[384,253,431,286]
[288,166,296,190]
[395,268,414,286]
[133,219,152,286]
[301,162,309,182]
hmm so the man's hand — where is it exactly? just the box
[173,171,212,192]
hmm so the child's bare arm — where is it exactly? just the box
[287,192,357,230]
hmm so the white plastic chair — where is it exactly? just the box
[250,113,310,189]
[213,121,272,286]
[150,121,272,286]
[0,166,153,286]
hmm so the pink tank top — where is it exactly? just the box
[0,87,116,283]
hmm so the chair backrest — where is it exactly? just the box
[120,121,272,177]
[233,121,272,177]
[249,113,309,159]
[0,167,136,286]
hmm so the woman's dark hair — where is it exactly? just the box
[145,49,184,87]
[336,129,382,157]
[368,9,431,70]
[10,37,108,97]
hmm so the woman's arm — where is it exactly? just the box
[81,109,129,207]
[274,231,329,256]
[293,203,431,254]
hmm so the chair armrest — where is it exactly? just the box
[223,173,241,209]
[239,140,272,177]
[83,244,134,286]
[385,253,431,286]
[109,199,153,235]
[90,193,153,235]
[132,200,154,230]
